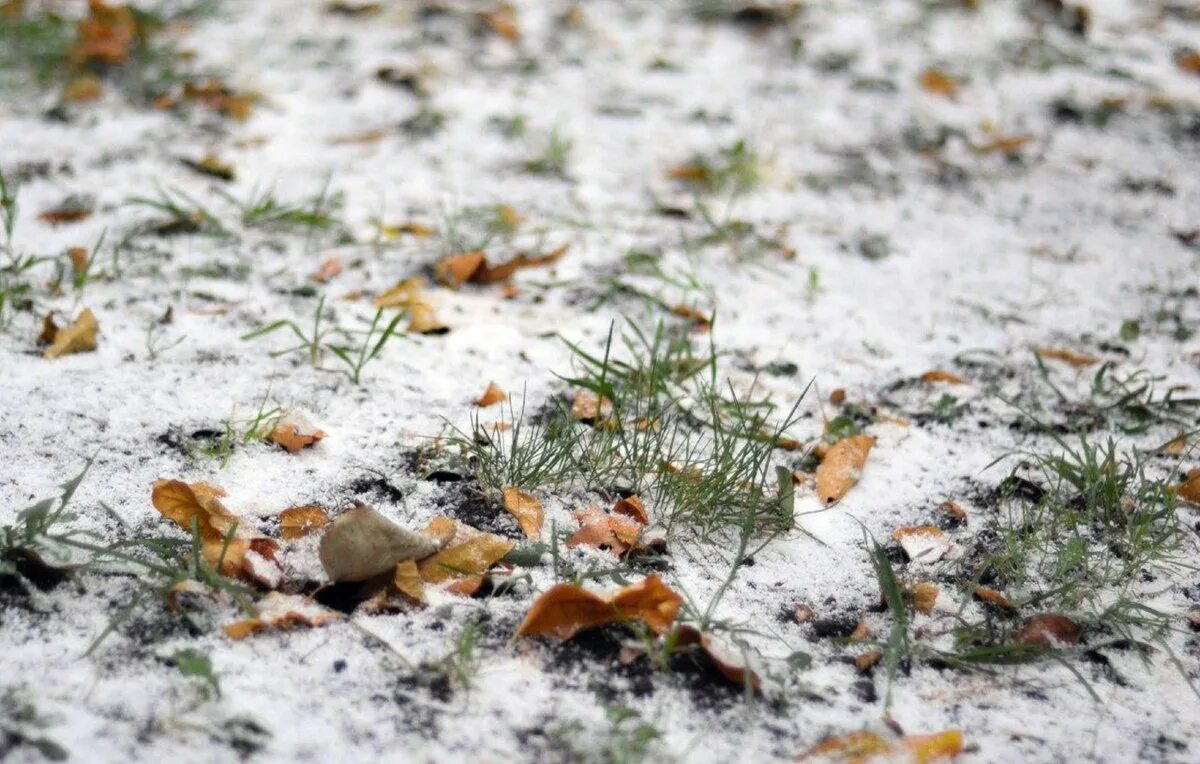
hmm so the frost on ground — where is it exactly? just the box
[2,1,1200,762]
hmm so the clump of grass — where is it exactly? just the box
[183,394,282,467]
[458,322,803,539]
[242,295,404,385]
[128,186,228,237]
[523,127,573,177]
[673,139,761,196]
[1034,358,1200,436]
[0,461,92,594]
[0,9,73,90]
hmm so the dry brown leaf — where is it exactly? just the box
[312,256,343,283]
[43,308,98,359]
[502,486,544,538]
[268,411,325,453]
[672,304,711,332]
[911,582,939,614]
[667,164,711,185]
[567,506,645,556]
[373,277,426,309]
[182,79,255,120]
[1035,346,1099,368]
[515,574,681,641]
[475,382,508,407]
[36,314,59,346]
[571,390,612,422]
[919,369,967,385]
[1172,468,1200,505]
[279,505,329,540]
[64,74,104,102]
[319,504,443,582]
[854,649,883,673]
[471,245,569,284]
[800,729,964,763]
[392,559,425,603]
[406,302,448,335]
[674,625,762,692]
[71,0,136,66]
[417,519,515,595]
[612,495,649,525]
[815,434,876,504]
[1012,613,1081,648]
[1163,436,1188,456]
[918,67,959,97]
[939,500,967,522]
[435,251,486,287]
[479,3,520,41]
[891,525,950,563]
[974,585,1016,612]
[829,387,846,406]
[224,593,341,639]
[971,134,1033,155]
[1176,50,1200,76]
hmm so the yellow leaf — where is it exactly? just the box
[918,67,958,97]
[502,486,544,537]
[43,308,98,359]
[475,382,508,407]
[279,505,329,540]
[815,434,876,504]
[392,559,425,603]
[417,521,514,594]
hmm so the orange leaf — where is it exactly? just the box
[268,411,325,453]
[392,559,425,603]
[918,67,958,97]
[911,581,939,614]
[434,251,486,287]
[502,486,544,538]
[43,308,98,359]
[312,256,343,283]
[674,625,762,692]
[279,505,329,540]
[1035,346,1098,368]
[567,506,644,556]
[815,434,876,504]
[919,369,966,385]
[612,495,649,525]
[71,0,136,66]
[1176,50,1200,76]
[1172,468,1200,505]
[471,245,569,284]
[417,520,514,594]
[974,585,1016,612]
[571,390,612,422]
[515,574,682,641]
[475,382,508,407]
[800,728,964,763]
[223,593,341,639]
[939,500,967,521]
[1012,613,1081,648]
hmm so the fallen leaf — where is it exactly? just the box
[479,3,520,41]
[567,506,646,556]
[406,302,448,335]
[180,154,235,181]
[373,277,427,309]
[71,0,136,66]
[1163,436,1187,456]
[319,504,443,582]
[1012,613,1081,648]
[182,79,255,120]
[973,585,1016,612]
[891,526,951,563]
[279,506,329,540]
[815,434,876,503]
[674,625,762,692]
[64,74,104,102]
[854,649,882,673]
[918,67,958,97]
[515,574,682,641]
[939,500,967,522]
[571,390,612,422]
[971,134,1033,155]
[434,251,486,287]
[911,582,939,614]
[502,486,544,538]
[475,382,508,407]
[1172,468,1200,505]
[1035,346,1099,368]
[268,410,325,453]
[672,303,711,332]
[612,495,649,524]
[919,369,967,385]
[472,245,569,284]
[1175,50,1200,76]
[829,388,846,405]
[417,519,515,595]
[380,222,434,238]
[312,256,343,283]
[36,314,59,346]
[67,247,89,280]
[392,559,425,603]
[43,308,98,359]
[39,204,92,226]
[800,728,964,763]
[224,592,341,639]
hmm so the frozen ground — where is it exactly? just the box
[1,1,1199,762]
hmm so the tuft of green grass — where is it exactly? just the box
[172,648,222,700]
[128,186,229,237]
[523,127,573,177]
[1034,357,1200,435]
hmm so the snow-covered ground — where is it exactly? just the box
[2,1,1199,761]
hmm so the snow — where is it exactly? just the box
[2,1,1199,762]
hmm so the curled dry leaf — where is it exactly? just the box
[268,410,325,453]
[312,256,343,283]
[568,506,645,557]
[435,251,486,287]
[800,728,964,763]
[279,505,329,540]
[891,526,950,563]
[671,303,711,332]
[1013,613,1081,648]
[515,574,682,642]
[919,369,966,385]
[973,585,1016,612]
[815,434,876,504]
[434,246,568,287]
[392,559,425,604]
[854,649,882,673]
[150,479,281,584]
[39,206,92,226]
[417,518,515,595]
[910,582,939,614]
[918,67,958,97]
[571,390,612,422]
[71,0,136,66]
[502,486,544,538]
[612,495,649,524]
[674,625,762,692]
[1172,468,1200,505]
[939,500,967,522]
[373,277,426,309]
[319,504,443,582]
[224,592,342,640]
[1035,346,1099,368]
[475,382,508,407]
[43,308,99,359]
